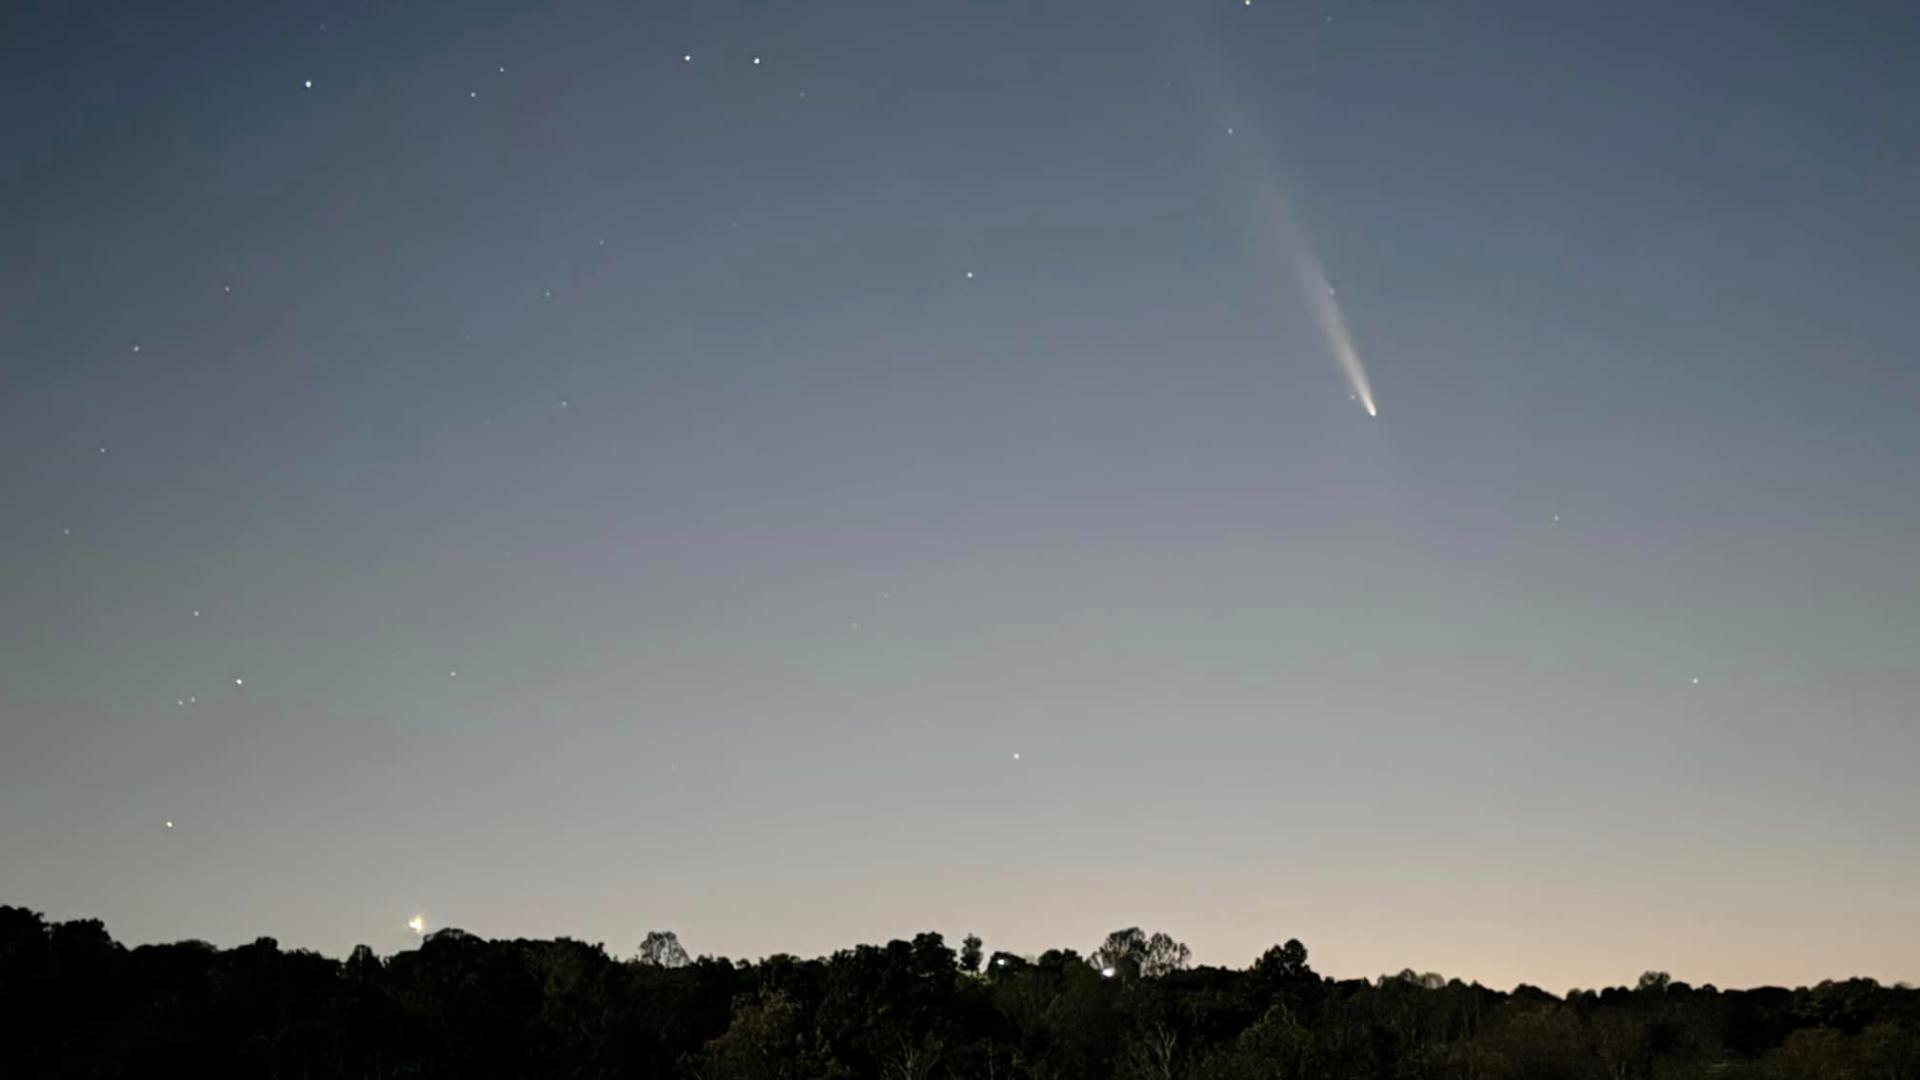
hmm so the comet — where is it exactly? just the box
[1296,251,1378,417]
[1151,0,1383,420]
[1250,180,1380,418]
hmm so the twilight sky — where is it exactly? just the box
[4,0,1919,993]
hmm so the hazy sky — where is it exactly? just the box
[4,0,1919,992]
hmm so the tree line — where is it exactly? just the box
[2,905,1916,1078]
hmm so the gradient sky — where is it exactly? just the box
[4,0,1919,993]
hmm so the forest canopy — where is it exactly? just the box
[1,905,1915,1079]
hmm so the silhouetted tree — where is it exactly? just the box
[960,934,985,975]
[640,930,693,969]
[1093,928,1192,980]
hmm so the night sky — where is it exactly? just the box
[5,0,1919,992]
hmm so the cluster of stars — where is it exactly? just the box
[304,60,514,101]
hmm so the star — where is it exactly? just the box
[559,400,569,408]
[498,66,506,73]
[1012,752,1021,761]
[543,289,553,298]
[131,344,140,353]
[222,284,231,293]
[165,821,174,829]
[189,696,196,704]
[1552,514,1561,523]
[752,56,762,65]
[1691,677,1701,685]
[98,446,107,454]
[407,914,427,936]
[303,79,313,89]
[192,610,200,617]
[965,271,975,279]
[176,700,184,707]
[449,671,458,678]
[234,678,244,687]
[469,90,477,99]
[681,54,692,63]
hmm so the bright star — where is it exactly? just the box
[408,914,427,936]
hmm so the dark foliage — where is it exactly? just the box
[3,905,1916,1079]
